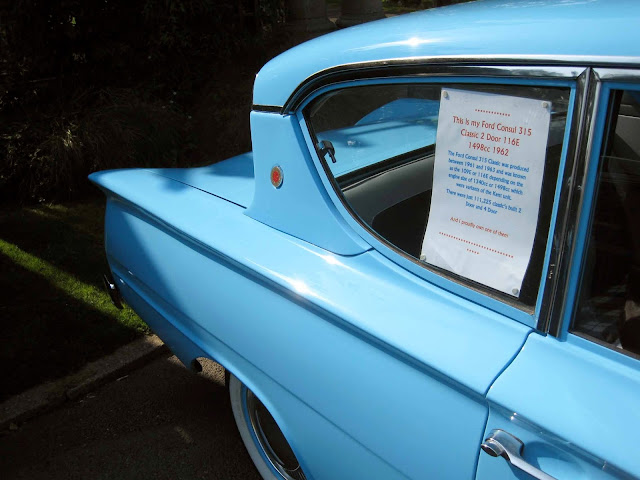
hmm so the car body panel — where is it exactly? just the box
[150,152,255,207]
[480,333,640,479]
[112,259,408,479]
[245,112,371,255]
[90,166,530,395]
[253,0,640,108]
[91,175,532,478]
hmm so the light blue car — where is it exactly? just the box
[91,1,640,478]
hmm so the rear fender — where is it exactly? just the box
[109,245,406,480]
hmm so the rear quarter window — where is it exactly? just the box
[306,82,570,309]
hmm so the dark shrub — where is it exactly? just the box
[0,89,189,203]
[0,0,284,204]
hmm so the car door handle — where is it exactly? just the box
[481,429,558,480]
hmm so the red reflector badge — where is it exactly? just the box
[271,165,283,188]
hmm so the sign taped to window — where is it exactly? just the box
[421,88,551,296]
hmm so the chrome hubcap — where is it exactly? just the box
[245,389,306,480]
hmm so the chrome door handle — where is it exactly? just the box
[481,429,558,480]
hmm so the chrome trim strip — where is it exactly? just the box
[546,67,640,336]
[594,68,640,83]
[537,68,595,334]
[282,55,640,113]
[572,331,640,362]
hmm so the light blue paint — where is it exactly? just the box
[94,186,530,479]
[477,409,607,480]
[483,332,640,479]
[245,112,370,255]
[90,168,530,395]
[317,98,439,177]
[254,0,640,107]
[114,266,408,479]
[149,152,255,207]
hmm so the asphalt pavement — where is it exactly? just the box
[0,354,261,480]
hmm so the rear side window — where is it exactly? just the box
[306,83,570,308]
[573,90,640,357]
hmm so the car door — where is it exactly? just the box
[297,65,582,478]
[475,70,640,480]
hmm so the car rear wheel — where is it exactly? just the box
[229,374,307,480]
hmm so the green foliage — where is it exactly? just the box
[1,89,189,203]
[0,0,283,204]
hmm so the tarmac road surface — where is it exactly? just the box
[0,354,261,480]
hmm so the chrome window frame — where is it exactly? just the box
[297,63,588,328]
[258,55,640,114]
[540,68,597,335]
[547,68,640,339]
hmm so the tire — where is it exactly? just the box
[229,374,307,480]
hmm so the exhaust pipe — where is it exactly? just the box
[102,273,123,309]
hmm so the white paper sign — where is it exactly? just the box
[421,88,551,296]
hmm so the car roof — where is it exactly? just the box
[253,0,640,109]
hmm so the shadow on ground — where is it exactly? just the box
[0,203,146,401]
[0,355,260,480]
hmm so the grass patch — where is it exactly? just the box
[0,201,149,401]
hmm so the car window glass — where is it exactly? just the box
[306,83,570,308]
[573,90,640,356]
